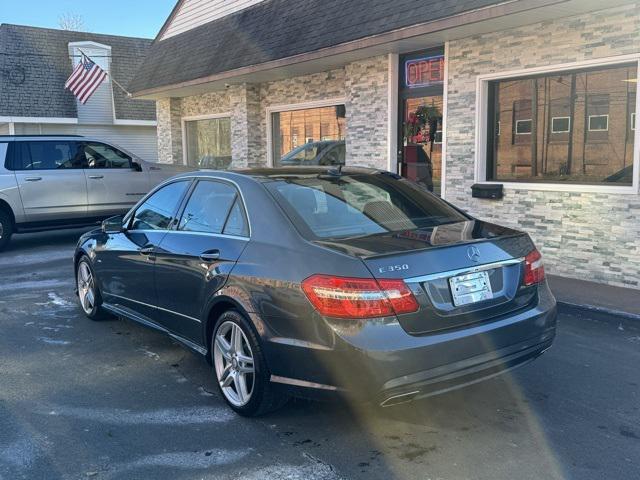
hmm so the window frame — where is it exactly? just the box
[514,119,533,135]
[475,54,640,194]
[266,98,346,167]
[587,114,609,132]
[551,116,571,134]
[82,141,133,169]
[173,177,251,239]
[181,113,232,167]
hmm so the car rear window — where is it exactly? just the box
[265,172,468,239]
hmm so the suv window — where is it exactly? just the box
[130,181,189,231]
[83,142,131,169]
[178,180,247,235]
[15,141,85,170]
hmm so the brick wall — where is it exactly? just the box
[445,4,640,288]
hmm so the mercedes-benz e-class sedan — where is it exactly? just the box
[74,167,557,416]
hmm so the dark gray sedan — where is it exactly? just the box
[74,167,557,416]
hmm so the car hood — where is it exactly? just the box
[313,220,524,258]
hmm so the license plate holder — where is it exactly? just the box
[449,270,493,306]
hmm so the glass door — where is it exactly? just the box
[398,48,445,196]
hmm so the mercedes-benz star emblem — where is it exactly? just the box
[467,246,481,262]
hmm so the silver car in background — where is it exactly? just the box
[0,135,191,251]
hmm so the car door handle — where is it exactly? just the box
[199,250,220,262]
[24,177,42,182]
[88,175,104,179]
[139,246,155,255]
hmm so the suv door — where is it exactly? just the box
[12,140,88,223]
[154,179,249,342]
[94,179,191,320]
[82,141,149,218]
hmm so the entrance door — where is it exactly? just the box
[398,49,445,196]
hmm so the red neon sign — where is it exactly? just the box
[405,55,445,88]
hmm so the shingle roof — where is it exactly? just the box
[129,0,507,94]
[0,24,156,120]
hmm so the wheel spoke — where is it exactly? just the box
[85,289,95,309]
[215,335,232,360]
[231,324,243,354]
[219,365,233,387]
[234,372,248,403]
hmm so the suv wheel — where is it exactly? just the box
[0,209,13,252]
[76,256,110,320]
[212,310,288,416]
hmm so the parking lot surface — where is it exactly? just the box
[0,230,639,480]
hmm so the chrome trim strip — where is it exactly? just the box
[269,337,332,351]
[104,292,202,323]
[380,390,420,407]
[404,257,524,283]
[168,333,208,356]
[165,230,249,241]
[270,375,338,391]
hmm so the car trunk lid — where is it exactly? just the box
[315,220,538,334]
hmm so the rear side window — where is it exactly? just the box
[130,181,190,231]
[14,141,85,170]
[83,142,131,169]
[266,173,467,239]
[178,180,248,236]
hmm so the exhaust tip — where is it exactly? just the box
[380,390,420,407]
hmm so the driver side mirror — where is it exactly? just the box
[102,215,126,234]
[131,161,143,172]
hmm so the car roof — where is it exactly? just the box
[0,135,86,141]
[171,166,386,183]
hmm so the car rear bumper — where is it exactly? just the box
[265,282,557,403]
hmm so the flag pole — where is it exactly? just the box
[77,48,133,98]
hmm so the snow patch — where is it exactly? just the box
[37,337,71,346]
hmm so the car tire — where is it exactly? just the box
[76,256,111,321]
[211,310,288,416]
[0,209,14,252]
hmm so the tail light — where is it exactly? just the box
[523,249,545,286]
[301,274,419,319]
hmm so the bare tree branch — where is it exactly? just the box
[58,13,86,32]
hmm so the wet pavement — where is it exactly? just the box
[0,230,639,479]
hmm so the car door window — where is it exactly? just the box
[16,141,85,170]
[178,180,239,234]
[130,181,189,231]
[83,142,132,169]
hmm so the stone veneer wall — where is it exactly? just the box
[155,57,390,169]
[445,4,640,288]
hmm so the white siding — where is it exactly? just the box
[70,44,115,125]
[160,0,265,40]
[0,123,10,135]
[12,123,158,162]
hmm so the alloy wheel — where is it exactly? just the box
[213,321,255,407]
[77,262,96,315]
[0,220,4,240]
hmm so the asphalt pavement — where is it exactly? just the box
[0,230,638,480]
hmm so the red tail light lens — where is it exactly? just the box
[301,275,419,319]
[524,249,545,286]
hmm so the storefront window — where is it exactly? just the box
[184,117,231,169]
[486,62,637,185]
[399,49,445,196]
[271,105,346,167]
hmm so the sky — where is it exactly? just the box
[0,0,177,38]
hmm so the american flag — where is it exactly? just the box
[64,54,107,104]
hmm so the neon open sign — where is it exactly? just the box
[405,55,445,88]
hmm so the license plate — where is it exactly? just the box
[449,271,493,306]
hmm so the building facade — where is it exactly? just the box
[130,0,640,289]
[0,24,158,161]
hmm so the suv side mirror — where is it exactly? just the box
[102,215,126,234]
[131,161,143,172]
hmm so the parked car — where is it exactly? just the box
[279,140,345,166]
[74,167,557,416]
[0,135,192,251]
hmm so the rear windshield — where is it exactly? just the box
[265,172,468,240]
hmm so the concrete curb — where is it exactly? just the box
[557,301,640,322]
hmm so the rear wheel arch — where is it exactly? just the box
[204,297,253,360]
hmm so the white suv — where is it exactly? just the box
[0,135,191,251]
